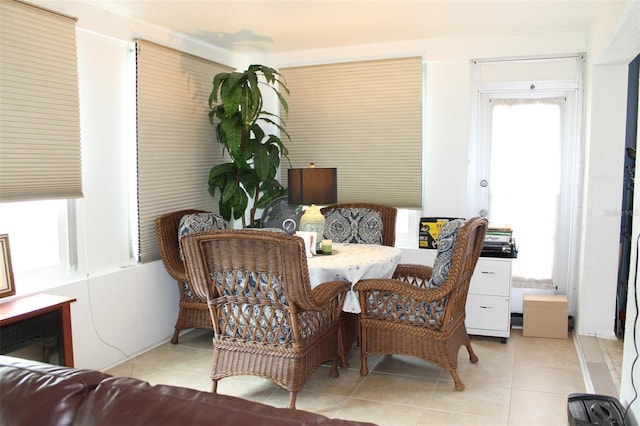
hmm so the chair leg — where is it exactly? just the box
[288,391,297,409]
[339,353,349,369]
[170,327,180,344]
[338,327,350,368]
[450,369,465,391]
[360,355,369,376]
[330,357,340,378]
[211,379,218,394]
[338,313,359,368]
[466,342,479,363]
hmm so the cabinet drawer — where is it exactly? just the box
[465,294,510,332]
[469,260,511,296]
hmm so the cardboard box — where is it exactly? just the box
[523,294,568,338]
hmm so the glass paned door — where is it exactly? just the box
[476,93,580,295]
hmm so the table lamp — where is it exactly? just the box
[288,165,337,248]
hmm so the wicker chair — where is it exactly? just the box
[353,216,488,391]
[155,209,212,344]
[320,203,397,366]
[180,229,350,409]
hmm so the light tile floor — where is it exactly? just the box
[106,329,590,426]
[598,336,624,393]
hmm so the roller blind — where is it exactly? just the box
[280,57,423,208]
[136,40,232,263]
[0,0,82,202]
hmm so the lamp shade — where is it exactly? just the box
[288,167,337,205]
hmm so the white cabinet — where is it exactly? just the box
[465,258,512,342]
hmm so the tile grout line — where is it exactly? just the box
[505,332,519,426]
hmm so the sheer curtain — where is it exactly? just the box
[488,97,565,289]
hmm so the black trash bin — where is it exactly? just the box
[568,393,628,425]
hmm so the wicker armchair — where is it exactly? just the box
[180,229,350,409]
[320,203,397,366]
[155,209,212,344]
[353,216,488,391]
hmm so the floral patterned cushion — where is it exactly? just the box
[217,271,329,345]
[177,212,227,259]
[217,272,290,344]
[427,219,465,288]
[323,208,383,245]
[369,292,445,326]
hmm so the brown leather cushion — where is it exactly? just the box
[74,377,365,425]
[0,355,111,426]
[0,355,376,426]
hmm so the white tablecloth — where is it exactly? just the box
[307,243,402,313]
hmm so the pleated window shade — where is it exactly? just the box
[136,40,232,263]
[280,57,423,208]
[0,0,82,202]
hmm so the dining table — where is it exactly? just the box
[306,243,402,313]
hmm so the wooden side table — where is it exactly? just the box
[0,294,76,367]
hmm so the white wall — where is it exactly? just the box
[46,263,178,369]
[577,62,628,338]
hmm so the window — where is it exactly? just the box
[0,200,75,286]
[279,57,423,208]
[486,97,565,285]
[135,40,232,263]
[0,0,82,202]
[0,0,81,290]
[395,208,423,248]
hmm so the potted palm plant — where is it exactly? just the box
[208,64,290,227]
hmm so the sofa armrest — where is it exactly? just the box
[0,355,111,426]
[75,377,376,426]
[0,355,376,426]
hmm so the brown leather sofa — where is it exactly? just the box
[0,355,375,426]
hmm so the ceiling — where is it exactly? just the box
[86,0,609,54]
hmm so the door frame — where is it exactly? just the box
[468,59,584,315]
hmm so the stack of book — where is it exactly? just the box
[482,226,517,258]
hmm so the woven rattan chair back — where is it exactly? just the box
[354,217,488,391]
[155,209,212,344]
[180,229,349,409]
